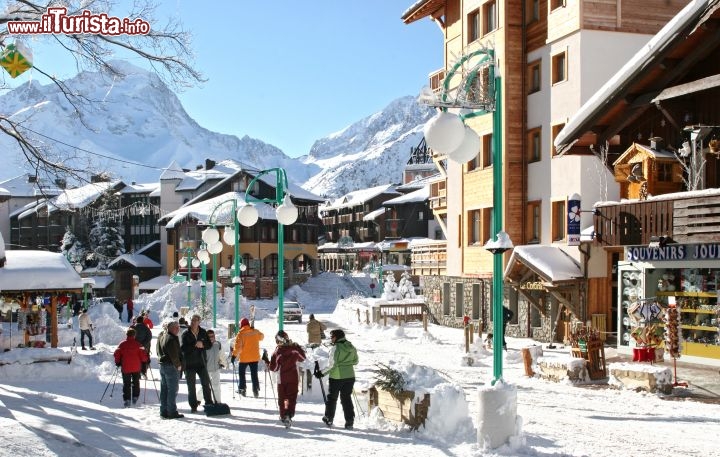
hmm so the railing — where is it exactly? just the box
[594,192,720,246]
[429,68,446,93]
[339,214,353,224]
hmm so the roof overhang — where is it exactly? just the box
[402,0,444,24]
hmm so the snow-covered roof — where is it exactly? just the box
[108,253,162,269]
[0,174,62,198]
[138,275,170,290]
[363,208,385,221]
[555,0,718,154]
[161,191,277,228]
[159,161,186,181]
[320,184,399,211]
[0,251,83,291]
[87,275,114,289]
[136,240,160,256]
[383,185,429,205]
[119,182,159,194]
[505,245,583,283]
[595,186,720,206]
[317,241,377,251]
[0,187,9,197]
[48,181,119,214]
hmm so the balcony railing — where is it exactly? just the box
[594,192,720,246]
[429,68,446,94]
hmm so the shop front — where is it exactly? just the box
[618,242,720,365]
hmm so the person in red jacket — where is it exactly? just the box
[114,327,150,407]
[267,330,306,427]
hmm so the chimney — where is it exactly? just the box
[205,159,216,170]
[649,137,664,151]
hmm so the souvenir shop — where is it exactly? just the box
[617,242,720,364]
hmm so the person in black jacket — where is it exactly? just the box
[132,315,152,377]
[502,307,514,350]
[180,314,214,412]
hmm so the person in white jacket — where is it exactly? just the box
[203,329,227,402]
[78,309,94,350]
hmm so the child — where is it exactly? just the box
[267,331,306,427]
[114,328,150,407]
[203,329,227,402]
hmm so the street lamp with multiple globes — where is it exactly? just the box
[421,45,510,383]
[178,242,208,310]
[200,198,248,330]
[236,168,298,332]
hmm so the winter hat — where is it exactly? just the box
[275,330,289,344]
[240,318,250,328]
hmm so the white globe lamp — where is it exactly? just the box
[207,241,224,255]
[276,194,298,225]
[223,225,236,245]
[423,111,465,154]
[237,204,259,227]
[201,227,220,244]
[447,126,481,163]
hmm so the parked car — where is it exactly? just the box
[277,301,303,323]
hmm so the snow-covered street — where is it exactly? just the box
[1,272,719,457]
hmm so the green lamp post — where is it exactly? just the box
[236,168,298,332]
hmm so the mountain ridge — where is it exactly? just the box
[0,62,434,197]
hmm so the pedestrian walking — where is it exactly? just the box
[317,329,359,429]
[113,328,149,407]
[132,315,152,377]
[502,306,514,350]
[231,318,264,397]
[306,313,327,346]
[204,329,227,403]
[126,298,134,323]
[78,309,94,350]
[180,314,214,412]
[157,321,184,419]
[267,330,306,427]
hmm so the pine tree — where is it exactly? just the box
[60,226,86,269]
[88,190,125,270]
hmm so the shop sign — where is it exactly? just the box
[520,281,545,291]
[626,243,720,262]
[567,194,581,246]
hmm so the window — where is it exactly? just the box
[418,211,424,221]
[550,0,566,10]
[552,51,567,84]
[483,133,494,167]
[455,283,464,317]
[442,282,451,315]
[472,283,481,319]
[483,1,497,35]
[468,10,480,43]
[657,163,673,182]
[527,127,541,162]
[527,200,541,243]
[551,123,565,157]
[469,210,480,245]
[527,0,540,22]
[482,207,493,246]
[528,60,541,94]
[551,199,566,242]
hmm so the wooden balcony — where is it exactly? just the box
[322,216,335,226]
[339,214,353,224]
[429,68,446,94]
[594,192,720,246]
[429,179,447,211]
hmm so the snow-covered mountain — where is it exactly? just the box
[0,62,434,197]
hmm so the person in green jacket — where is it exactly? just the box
[319,329,359,429]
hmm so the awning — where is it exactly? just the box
[504,245,584,318]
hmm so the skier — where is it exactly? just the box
[267,330,306,427]
[113,327,149,407]
[317,329,359,430]
[231,318,264,397]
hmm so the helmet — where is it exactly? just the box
[275,330,289,344]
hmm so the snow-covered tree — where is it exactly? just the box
[60,226,87,269]
[0,0,202,187]
[398,270,417,299]
[88,190,124,269]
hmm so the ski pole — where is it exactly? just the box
[264,366,268,407]
[352,389,365,417]
[314,361,327,403]
[148,366,160,401]
[267,370,279,415]
[232,361,236,400]
[100,366,119,402]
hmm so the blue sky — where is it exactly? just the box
[8,1,442,159]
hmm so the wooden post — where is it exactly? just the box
[365,309,370,325]
[469,323,474,344]
[422,312,427,331]
[356,308,361,323]
[51,296,58,348]
[521,347,534,377]
[383,312,387,327]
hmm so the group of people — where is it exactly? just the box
[112,308,359,429]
